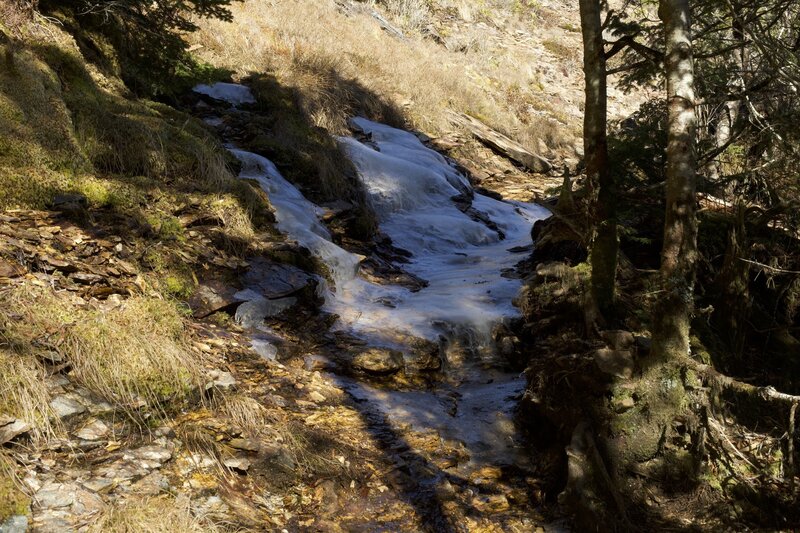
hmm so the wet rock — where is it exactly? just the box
[469,466,503,483]
[433,479,457,501]
[409,339,442,371]
[0,515,28,533]
[189,280,241,318]
[50,395,86,419]
[234,293,297,328]
[73,418,110,441]
[251,338,278,361]
[241,260,316,299]
[593,348,634,379]
[0,418,31,444]
[351,348,404,375]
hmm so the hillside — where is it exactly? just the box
[0,2,613,530]
[4,0,796,531]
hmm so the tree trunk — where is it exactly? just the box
[650,0,699,364]
[580,0,618,315]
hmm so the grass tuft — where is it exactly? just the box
[0,286,205,416]
[89,495,220,533]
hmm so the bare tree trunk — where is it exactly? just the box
[650,0,699,363]
[580,0,617,316]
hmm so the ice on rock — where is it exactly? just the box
[230,117,549,347]
[192,83,256,105]
[230,149,362,289]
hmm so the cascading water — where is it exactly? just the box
[195,82,551,472]
[229,121,549,356]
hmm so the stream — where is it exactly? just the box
[194,82,552,520]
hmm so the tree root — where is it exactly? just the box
[689,359,800,484]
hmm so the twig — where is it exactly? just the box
[738,258,800,275]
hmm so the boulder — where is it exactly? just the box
[352,349,404,375]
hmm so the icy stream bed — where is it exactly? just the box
[195,82,550,472]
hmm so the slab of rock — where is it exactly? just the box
[242,259,316,299]
[308,391,327,403]
[0,418,31,444]
[189,280,241,318]
[351,348,404,375]
[35,481,75,509]
[74,419,110,441]
[81,477,115,494]
[0,258,24,278]
[234,294,297,328]
[593,348,634,379]
[50,395,86,419]
[223,457,252,473]
[229,438,260,453]
[206,370,237,391]
[125,445,172,469]
[0,515,28,533]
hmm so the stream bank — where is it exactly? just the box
[189,82,562,530]
[1,79,562,532]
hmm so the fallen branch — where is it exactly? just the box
[738,258,800,275]
[447,112,553,173]
[691,361,800,404]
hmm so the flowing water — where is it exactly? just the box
[195,81,550,491]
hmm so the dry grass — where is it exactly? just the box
[190,0,573,154]
[89,495,221,533]
[0,348,56,440]
[0,286,205,415]
[0,21,264,246]
[216,394,273,437]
